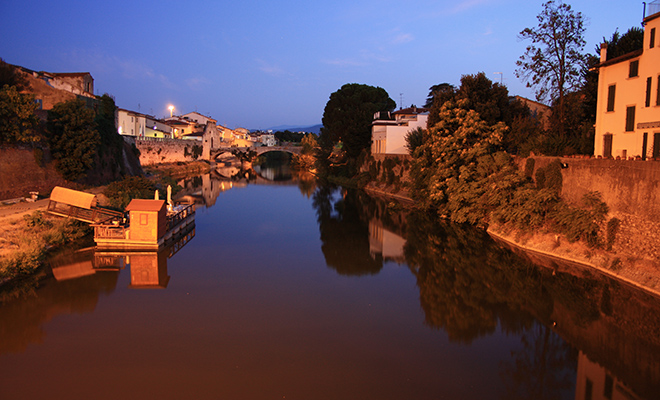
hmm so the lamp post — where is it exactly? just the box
[168,105,175,118]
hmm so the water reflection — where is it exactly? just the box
[312,186,660,399]
[175,165,317,209]
[0,224,194,355]
[2,179,660,398]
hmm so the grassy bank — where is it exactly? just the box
[0,211,92,292]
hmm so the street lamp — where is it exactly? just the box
[168,105,175,118]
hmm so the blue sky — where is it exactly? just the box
[0,1,645,129]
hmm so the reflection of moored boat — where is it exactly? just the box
[50,222,195,289]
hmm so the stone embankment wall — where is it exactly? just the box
[134,137,204,166]
[523,156,660,221]
[521,156,660,260]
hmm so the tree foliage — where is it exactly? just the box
[598,27,644,60]
[410,99,510,224]
[320,83,395,159]
[47,98,99,181]
[516,0,586,137]
[426,73,536,155]
[0,85,40,144]
[95,94,123,155]
[516,0,586,103]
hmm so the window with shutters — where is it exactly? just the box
[607,85,616,111]
[625,106,635,132]
[629,60,639,78]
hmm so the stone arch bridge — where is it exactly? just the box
[210,145,301,160]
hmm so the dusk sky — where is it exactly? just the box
[0,1,646,130]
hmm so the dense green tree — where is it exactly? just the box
[409,99,510,224]
[598,27,644,60]
[94,94,123,156]
[426,73,535,154]
[274,130,305,143]
[47,99,99,181]
[516,0,586,137]
[320,83,395,159]
[0,85,39,144]
[424,82,456,109]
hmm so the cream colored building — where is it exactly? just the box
[593,9,660,159]
[118,109,173,138]
[371,107,428,155]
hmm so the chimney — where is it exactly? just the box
[600,43,608,63]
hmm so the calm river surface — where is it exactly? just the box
[1,169,660,399]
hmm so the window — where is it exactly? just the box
[629,60,639,78]
[646,77,653,107]
[607,85,616,111]
[651,28,656,49]
[604,374,613,399]
[585,378,593,400]
[657,75,660,106]
[626,106,636,131]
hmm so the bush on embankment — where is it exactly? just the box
[407,99,616,248]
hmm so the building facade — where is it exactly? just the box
[371,107,428,155]
[118,109,173,138]
[16,65,96,111]
[593,9,660,159]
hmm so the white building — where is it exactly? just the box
[117,109,173,138]
[592,6,660,159]
[371,107,428,155]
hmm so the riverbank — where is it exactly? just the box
[364,181,660,299]
[0,204,92,290]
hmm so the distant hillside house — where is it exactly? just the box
[15,65,96,111]
[371,106,429,155]
[592,9,660,159]
[118,109,173,138]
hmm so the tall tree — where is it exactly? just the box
[320,83,395,159]
[424,83,456,108]
[516,0,586,136]
[47,99,99,181]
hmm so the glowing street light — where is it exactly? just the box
[168,105,175,117]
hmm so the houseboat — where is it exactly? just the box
[48,186,195,250]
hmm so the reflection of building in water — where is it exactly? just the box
[368,219,406,264]
[575,351,640,400]
[176,173,241,208]
[51,223,194,289]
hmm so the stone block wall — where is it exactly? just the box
[136,138,204,165]
[521,157,660,222]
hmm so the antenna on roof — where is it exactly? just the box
[494,72,503,85]
[399,93,404,110]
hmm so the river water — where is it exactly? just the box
[1,166,660,399]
